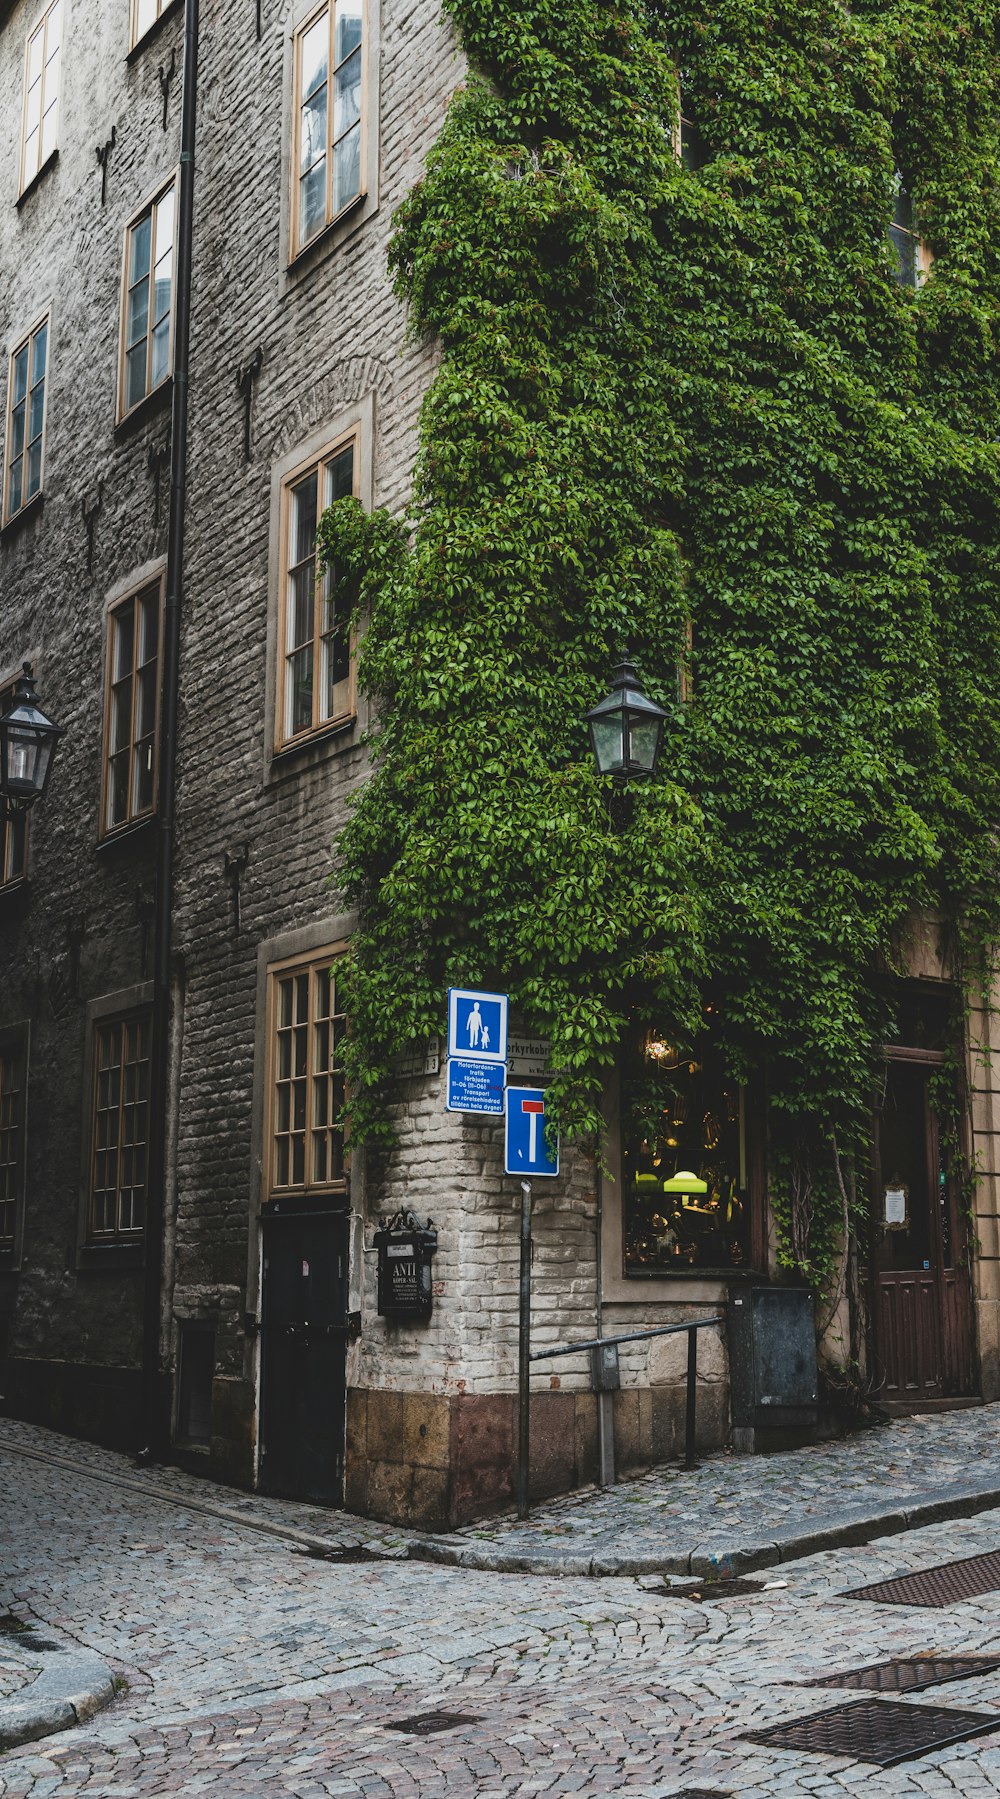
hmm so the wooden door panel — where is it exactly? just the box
[878,1273,941,1398]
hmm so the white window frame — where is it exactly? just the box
[19,0,62,197]
[117,176,177,422]
[290,0,368,262]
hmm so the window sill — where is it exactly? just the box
[96,812,157,857]
[261,1190,350,1219]
[16,149,58,211]
[624,1265,764,1282]
[78,1240,144,1272]
[267,716,361,787]
[287,191,368,276]
[115,378,172,441]
[126,0,182,61]
[1,491,44,540]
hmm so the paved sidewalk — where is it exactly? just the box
[412,1404,1000,1576]
[0,1621,114,1753]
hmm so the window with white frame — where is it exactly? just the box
[20,0,61,195]
[266,952,347,1197]
[130,0,172,50]
[89,1011,151,1239]
[277,435,356,748]
[119,180,176,418]
[292,0,364,258]
[102,581,161,835]
[3,316,48,526]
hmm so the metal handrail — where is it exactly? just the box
[529,1314,724,1362]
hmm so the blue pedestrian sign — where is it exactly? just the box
[447,1057,506,1116]
[505,1086,559,1178]
[448,988,508,1064]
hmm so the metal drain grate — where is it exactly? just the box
[745,1697,1000,1766]
[386,1712,480,1736]
[845,1550,1000,1608]
[806,1655,1000,1693]
[658,1579,766,1604]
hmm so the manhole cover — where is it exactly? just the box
[292,1544,389,1564]
[845,1550,1000,1608]
[807,1655,1000,1693]
[386,1712,480,1736]
[658,1579,767,1603]
[745,1697,1000,1766]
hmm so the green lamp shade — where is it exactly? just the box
[661,1170,709,1195]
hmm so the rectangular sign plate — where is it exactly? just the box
[446,1057,506,1115]
[447,988,508,1064]
[505,1086,559,1177]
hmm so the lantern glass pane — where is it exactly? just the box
[590,715,625,774]
[628,715,661,774]
[4,726,40,793]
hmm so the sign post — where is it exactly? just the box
[517,1178,531,1521]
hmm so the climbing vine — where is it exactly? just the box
[321,0,1000,1285]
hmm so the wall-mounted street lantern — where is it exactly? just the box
[0,663,63,819]
[584,657,668,784]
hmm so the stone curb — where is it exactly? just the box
[0,1645,116,1753]
[405,1481,1000,1579]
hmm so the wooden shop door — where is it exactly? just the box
[873,1055,976,1405]
[259,1207,349,1504]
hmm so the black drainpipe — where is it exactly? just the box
[142,0,198,1455]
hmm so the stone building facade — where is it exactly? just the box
[3,0,1000,1531]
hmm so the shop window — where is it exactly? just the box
[291,0,365,260]
[276,435,357,750]
[19,0,61,195]
[266,951,347,1199]
[622,1024,752,1274]
[176,1324,214,1445]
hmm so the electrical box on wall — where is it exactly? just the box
[727,1285,818,1452]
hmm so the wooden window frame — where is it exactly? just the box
[0,672,30,888]
[128,0,175,52]
[671,64,705,172]
[100,578,163,840]
[3,313,50,528]
[890,173,933,290]
[290,0,367,262]
[0,1026,28,1260]
[274,429,359,754]
[264,948,348,1203]
[88,1008,152,1241]
[117,176,177,423]
[19,0,62,198]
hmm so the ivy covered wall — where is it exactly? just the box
[321,0,1000,1281]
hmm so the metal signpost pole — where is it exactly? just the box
[517,1179,532,1520]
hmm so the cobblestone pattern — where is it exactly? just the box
[6,1423,1000,1792]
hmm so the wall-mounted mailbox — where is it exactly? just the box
[374,1211,438,1319]
[589,1341,621,1393]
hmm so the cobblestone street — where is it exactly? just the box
[4,1421,1000,1793]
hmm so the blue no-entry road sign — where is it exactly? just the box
[446,1057,506,1115]
[448,988,508,1064]
[505,1086,559,1178]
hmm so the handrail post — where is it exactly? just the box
[517,1180,532,1519]
[684,1324,698,1469]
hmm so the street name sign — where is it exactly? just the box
[505,1086,559,1177]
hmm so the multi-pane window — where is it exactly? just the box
[20,0,61,195]
[268,955,346,1196]
[90,1013,151,1238]
[292,0,364,257]
[0,677,28,887]
[0,1037,26,1252]
[120,181,175,418]
[102,584,161,835]
[130,0,171,49]
[4,317,48,525]
[890,173,932,289]
[278,438,356,747]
